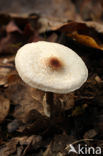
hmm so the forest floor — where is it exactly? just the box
[0,0,103,155]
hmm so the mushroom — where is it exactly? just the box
[15,41,88,117]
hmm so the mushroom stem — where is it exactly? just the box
[43,92,54,117]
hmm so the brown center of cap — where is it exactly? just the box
[46,57,64,70]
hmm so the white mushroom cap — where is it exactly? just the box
[15,41,88,94]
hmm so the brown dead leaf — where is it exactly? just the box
[50,21,87,32]
[95,75,102,83]
[68,31,103,50]
[5,83,45,122]
[77,0,103,21]
[19,86,77,120]
[23,22,42,43]
[6,71,21,86]
[0,33,23,54]
[54,93,74,111]
[30,88,45,104]
[0,77,7,86]
[0,56,15,86]
[83,129,97,139]
[0,95,10,123]
[43,134,75,156]
[6,20,22,33]
[23,23,34,36]
[0,135,41,156]
[72,104,88,117]
[0,65,11,86]
[86,21,103,33]
[7,119,21,133]
[0,13,41,54]
[54,21,103,50]
[47,33,58,42]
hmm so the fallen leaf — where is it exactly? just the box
[0,65,11,86]
[0,135,41,156]
[83,129,97,139]
[95,75,102,83]
[43,134,75,156]
[6,20,22,33]
[0,56,15,86]
[51,21,88,32]
[7,119,21,133]
[72,104,88,117]
[77,0,103,21]
[5,83,45,122]
[0,95,10,123]
[0,33,23,54]
[54,93,74,111]
[68,31,103,50]
[7,71,21,86]
[86,21,103,33]
[47,33,58,42]
[30,88,45,104]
